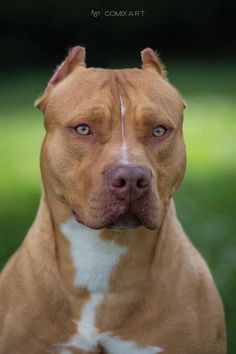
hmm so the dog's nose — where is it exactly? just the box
[108,165,151,200]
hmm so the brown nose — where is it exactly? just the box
[108,165,151,200]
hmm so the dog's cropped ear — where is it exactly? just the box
[141,48,167,78]
[35,46,86,110]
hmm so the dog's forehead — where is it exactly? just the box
[114,68,183,110]
[46,66,183,122]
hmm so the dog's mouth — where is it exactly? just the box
[72,208,142,229]
[72,204,158,230]
[106,212,142,229]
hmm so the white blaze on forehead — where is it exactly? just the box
[119,94,129,164]
[120,94,126,116]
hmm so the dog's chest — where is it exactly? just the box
[61,219,127,292]
[58,219,163,354]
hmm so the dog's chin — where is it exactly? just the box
[106,213,142,230]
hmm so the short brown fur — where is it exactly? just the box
[0,47,226,354]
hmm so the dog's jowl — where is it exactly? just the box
[0,47,226,354]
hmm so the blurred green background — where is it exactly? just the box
[0,0,236,352]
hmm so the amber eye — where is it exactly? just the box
[153,125,167,137]
[75,124,91,135]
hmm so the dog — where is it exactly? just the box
[0,47,226,354]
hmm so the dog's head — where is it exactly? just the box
[36,47,186,230]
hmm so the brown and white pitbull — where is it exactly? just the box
[0,47,226,354]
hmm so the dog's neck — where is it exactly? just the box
[32,187,178,299]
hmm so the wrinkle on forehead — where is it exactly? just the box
[113,68,184,127]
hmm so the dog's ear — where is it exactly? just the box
[35,46,86,110]
[141,48,167,78]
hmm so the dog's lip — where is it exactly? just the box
[71,207,143,230]
[71,200,159,230]
[72,209,81,223]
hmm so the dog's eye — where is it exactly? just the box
[153,125,167,137]
[75,124,91,135]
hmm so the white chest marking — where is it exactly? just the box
[59,219,163,354]
[100,335,163,354]
[60,219,126,351]
[61,219,127,292]
[119,94,129,164]
[59,350,72,354]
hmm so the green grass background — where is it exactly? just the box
[0,63,235,352]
